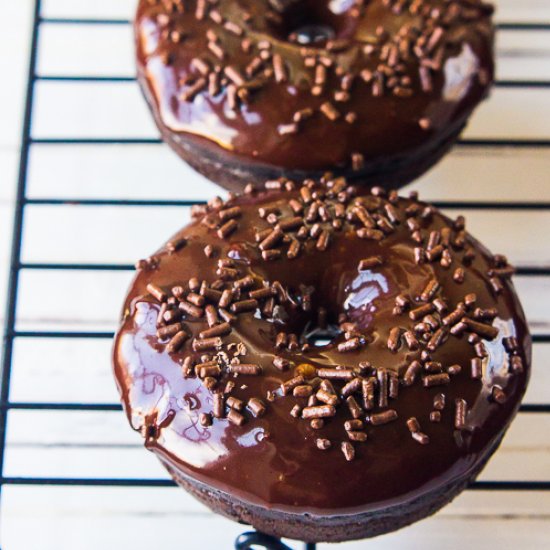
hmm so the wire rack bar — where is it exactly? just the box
[7,331,550,342]
[8,331,115,339]
[3,402,123,411]
[2,402,548,413]
[0,0,42,497]
[34,75,550,88]
[16,263,550,276]
[39,17,133,25]
[37,76,137,83]
[28,137,550,147]
[2,477,550,490]
[21,197,550,209]
[37,18,550,31]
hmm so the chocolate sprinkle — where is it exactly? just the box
[454,398,468,430]
[341,441,355,461]
[423,373,450,387]
[369,409,398,426]
[302,405,336,419]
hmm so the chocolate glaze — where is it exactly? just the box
[113,182,529,516]
[135,0,494,186]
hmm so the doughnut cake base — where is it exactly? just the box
[154,108,466,193]
[162,435,500,542]
[113,180,530,542]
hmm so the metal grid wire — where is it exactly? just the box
[1,1,550,548]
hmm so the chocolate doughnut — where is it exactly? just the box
[113,178,529,542]
[135,0,494,192]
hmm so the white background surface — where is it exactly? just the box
[1,0,549,549]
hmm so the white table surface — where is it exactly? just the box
[0,1,549,549]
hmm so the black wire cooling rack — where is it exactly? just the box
[1,1,550,549]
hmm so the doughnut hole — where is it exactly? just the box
[267,0,359,46]
[254,239,433,353]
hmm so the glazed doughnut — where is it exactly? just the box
[135,0,494,191]
[113,177,530,542]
